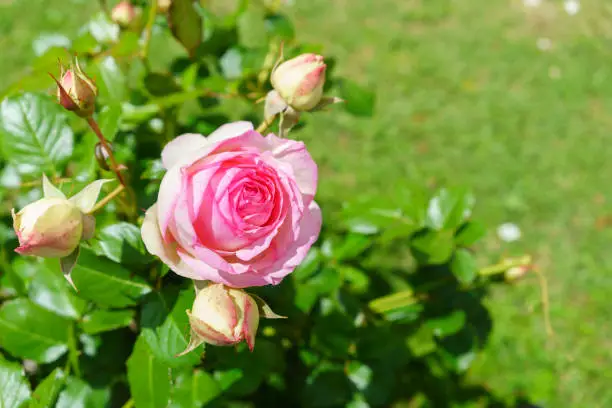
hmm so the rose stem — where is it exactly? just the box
[256,113,278,134]
[89,184,126,214]
[86,116,126,187]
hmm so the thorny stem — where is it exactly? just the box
[89,184,126,214]
[141,0,158,61]
[86,116,126,186]
[256,113,278,134]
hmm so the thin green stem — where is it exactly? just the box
[68,323,81,378]
[256,114,278,134]
[121,398,135,408]
[141,0,158,61]
[89,184,126,214]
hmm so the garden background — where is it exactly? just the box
[1,0,611,406]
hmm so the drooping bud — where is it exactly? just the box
[111,1,139,28]
[54,58,98,117]
[505,265,531,282]
[12,198,83,258]
[178,283,260,355]
[271,53,327,111]
[12,175,113,288]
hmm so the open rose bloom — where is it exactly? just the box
[142,122,321,288]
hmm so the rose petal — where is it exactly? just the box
[265,134,318,203]
[141,204,201,280]
[206,121,254,144]
[162,133,208,169]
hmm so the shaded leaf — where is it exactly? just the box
[454,221,486,247]
[0,298,70,363]
[169,0,203,57]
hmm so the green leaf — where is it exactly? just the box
[95,104,122,142]
[332,234,371,261]
[81,309,135,335]
[70,248,152,308]
[426,187,475,231]
[265,14,295,41]
[30,368,65,408]
[169,370,221,408]
[169,0,203,57]
[346,361,373,391]
[0,93,73,175]
[0,357,31,408]
[29,259,86,320]
[292,247,321,281]
[95,57,127,102]
[127,336,171,408]
[339,79,376,117]
[237,4,267,48]
[91,222,152,265]
[426,310,467,338]
[55,377,110,408]
[141,287,201,368]
[454,221,486,247]
[410,229,455,265]
[339,266,370,294]
[0,298,70,363]
[451,249,478,285]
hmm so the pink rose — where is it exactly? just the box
[141,122,321,288]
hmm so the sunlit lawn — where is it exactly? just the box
[3,0,612,406]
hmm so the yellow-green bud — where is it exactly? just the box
[12,198,84,258]
[271,53,327,111]
[186,283,260,351]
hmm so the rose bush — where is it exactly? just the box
[0,1,536,407]
[141,121,321,288]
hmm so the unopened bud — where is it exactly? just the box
[111,1,138,28]
[12,198,83,258]
[181,284,259,354]
[271,53,326,111]
[54,58,98,117]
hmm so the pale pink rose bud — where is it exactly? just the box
[54,58,98,117]
[505,266,530,282]
[111,1,137,28]
[12,198,84,258]
[186,283,260,352]
[271,53,327,111]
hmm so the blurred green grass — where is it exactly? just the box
[3,0,612,406]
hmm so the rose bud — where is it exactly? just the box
[12,198,83,258]
[54,58,98,117]
[271,53,327,111]
[13,175,112,288]
[179,283,260,355]
[111,1,138,28]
